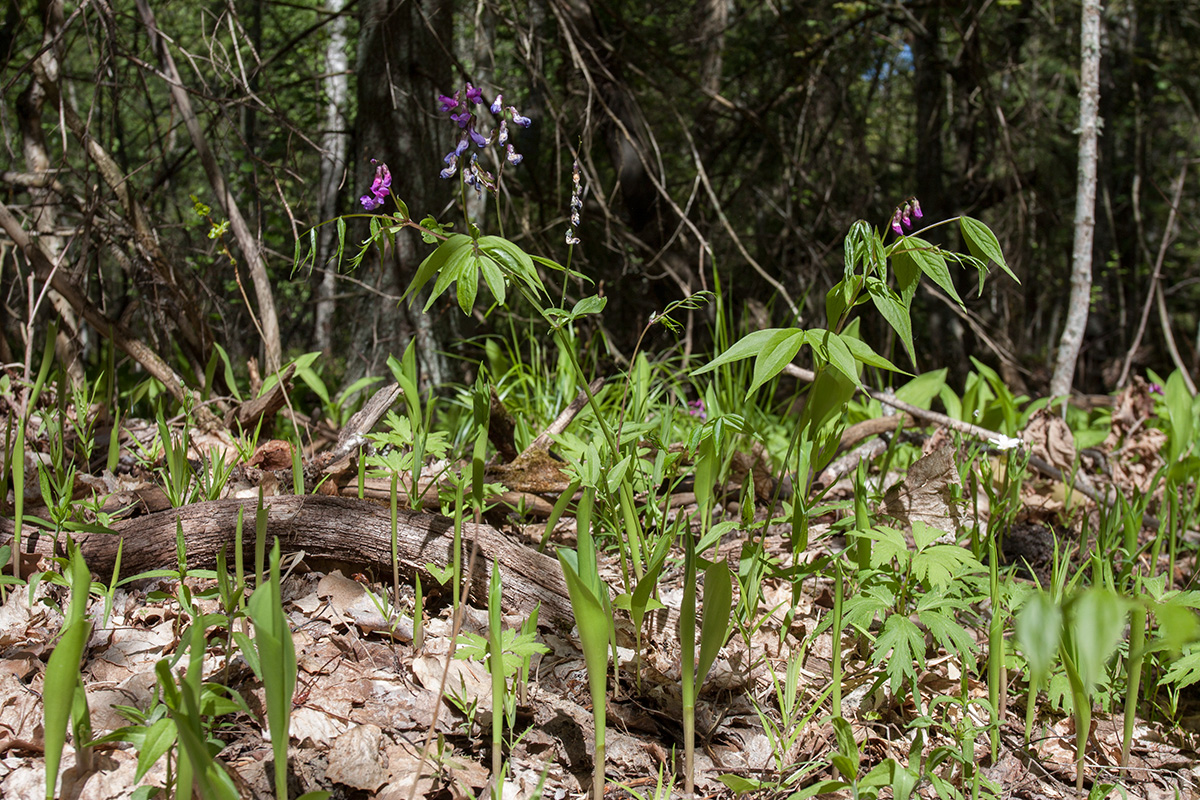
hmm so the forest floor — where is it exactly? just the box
[2,378,1200,800]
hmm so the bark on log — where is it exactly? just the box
[1,496,581,631]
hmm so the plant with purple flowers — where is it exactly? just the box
[890,196,923,235]
[359,161,392,211]
[436,82,531,193]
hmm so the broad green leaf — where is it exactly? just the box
[1015,591,1062,688]
[895,369,947,410]
[406,233,471,303]
[1065,588,1126,691]
[692,328,796,376]
[455,259,479,315]
[749,329,806,396]
[571,295,607,318]
[831,716,859,775]
[812,330,860,387]
[478,253,507,306]
[867,280,916,367]
[557,550,611,706]
[696,560,733,688]
[135,717,177,782]
[960,216,1017,282]
[905,236,963,307]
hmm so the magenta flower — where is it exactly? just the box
[890,196,923,235]
[465,82,483,104]
[688,399,706,420]
[359,162,392,211]
[438,92,459,113]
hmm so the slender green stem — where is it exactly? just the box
[832,559,843,719]
[1122,599,1146,769]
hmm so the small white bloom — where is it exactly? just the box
[988,434,1023,451]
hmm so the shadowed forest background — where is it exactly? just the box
[2,0,1197,397]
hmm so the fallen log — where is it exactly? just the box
[1,495,581,631]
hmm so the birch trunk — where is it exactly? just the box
[1050,0,1103,398]
[314,0,351,353]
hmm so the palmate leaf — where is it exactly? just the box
[873,614,925,693]
[1163,643,1200,689]
[917,600,978,669]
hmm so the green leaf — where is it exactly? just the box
[696,560,733,688]
[692,328,797,377]
[904,236,963,307]
[831,716,859,775]
[918,603,978,668]
[405,233,471,304]
[1065,588,1126,692]
[749,329,806,396]
[895,369,947,410]
[866,280,916,367]
[571,294,607,318]
[134,717,177,782]
[812,329,861,386]
[1163,643,1200,689]
[960,217,1017,283]
[1015,591,1062,689]
[456,259,479,315]
[911,544,981,590]
[478,253,507,306]
[874,615,924,693]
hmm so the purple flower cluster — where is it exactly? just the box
[565,158,583,246]
[688,399,706,420]
[360,161,392,211]
[437,82,531,192]
[890,197,924,235]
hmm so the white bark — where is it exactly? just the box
[314,0,351,352]
[1050,0,1103,399]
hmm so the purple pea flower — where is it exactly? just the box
[891,210,904,235]
[359,161,392,211]
[438,92,459,113]
[911,198,923,219]
[508,108,531,128]
[490,94,503,115]
[465,82,483,105]
[688,399,707,420]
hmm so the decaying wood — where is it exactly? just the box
[1,495,583,631]
[488,387,520,462]
[226,364,296,432]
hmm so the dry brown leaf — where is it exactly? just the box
[326,723,389,792]
[1023,408,1077,473]
[878,445,963,537]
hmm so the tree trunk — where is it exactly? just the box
[314,0,351,353]
[1050,0,1103,399]
[350,0,457,386]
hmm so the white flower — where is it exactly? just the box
[988,434,1023,451]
